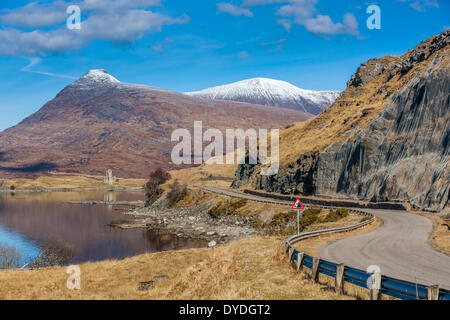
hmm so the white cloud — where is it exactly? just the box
[1,2,67,28]
[81,0,162,11]
[277,19,292,32]
[302,13,359,36]
[152,42,164,53]
[0,28,82,56]
[80,10,189,42]
[0,1,189,57]
[396,0,439,12]
[260,38,287,46]
[276,0,317,19]
[275,0,358,36]
[238,50,250,58]
[217,3,253,17]
[222,0,360,37]
[0,1,165,30]
[241,0,288,7]
[20,57,78,79]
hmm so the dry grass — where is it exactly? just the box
[2,174,146,191]
[427,214,450,256]
[293,218,382,257]
[304,211,375,232]
[304,269,394,300]
[0,237,354,300]
[169,163,237,189]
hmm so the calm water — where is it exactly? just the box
[0,191,206,265]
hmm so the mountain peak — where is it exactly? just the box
[236,77,296,88]
[80,69,120,84]
[64,69,120,93]
[185,78,340,115]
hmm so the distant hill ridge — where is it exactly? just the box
[0,70,312,178]
[185,77,340,115]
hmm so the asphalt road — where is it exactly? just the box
[319,209,450,289]
[203,186,290,206]
[203,186,450,289]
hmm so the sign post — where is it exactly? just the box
[292,198,305,235]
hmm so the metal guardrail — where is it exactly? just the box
[284,208,450,300]
[202,187,450,300]
[243,189,407,211]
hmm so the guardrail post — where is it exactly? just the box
[335,264,345,294]
[296,252,304,271]
[312,258,320,282]
[283,242,289,255]
[288,248,294,262]
[427,285,439,300]
[370,273,381,300]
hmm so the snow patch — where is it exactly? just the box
[185,78,340,115]
[81,69,120,84]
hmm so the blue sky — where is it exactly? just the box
[0,0,448,131]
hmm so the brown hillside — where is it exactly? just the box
[0,70,312,179]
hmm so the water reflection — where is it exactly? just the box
[0,225,40,266]
[0,192,207,264]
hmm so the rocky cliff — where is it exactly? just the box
[233,31,449,212]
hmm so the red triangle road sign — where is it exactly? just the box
[292,198,305,210]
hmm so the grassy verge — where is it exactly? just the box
[168,163,237,190]
[292,217,382,257]
[0,237,354,300]
[427,214,450,256]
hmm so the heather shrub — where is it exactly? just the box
[323,208,349,222]
[166,181,188,208]
[145,168,171,205]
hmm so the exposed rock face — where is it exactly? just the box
[232,160,257,190]
[347,58,387,88]
[232,31,449,212]
[316,52,449,212]
[233,152,319,195]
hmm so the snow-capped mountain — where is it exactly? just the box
[0,70,311,178]
[64,69,120,92]
[80,69,120,84]
[185,78,341,115]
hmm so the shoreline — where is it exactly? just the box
[116,201,258,245]
[0,188,145,194]
[69,200,146,206]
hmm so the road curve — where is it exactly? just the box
[203,187,450,289]
[318,209,450,289]
[202,186,290,206]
